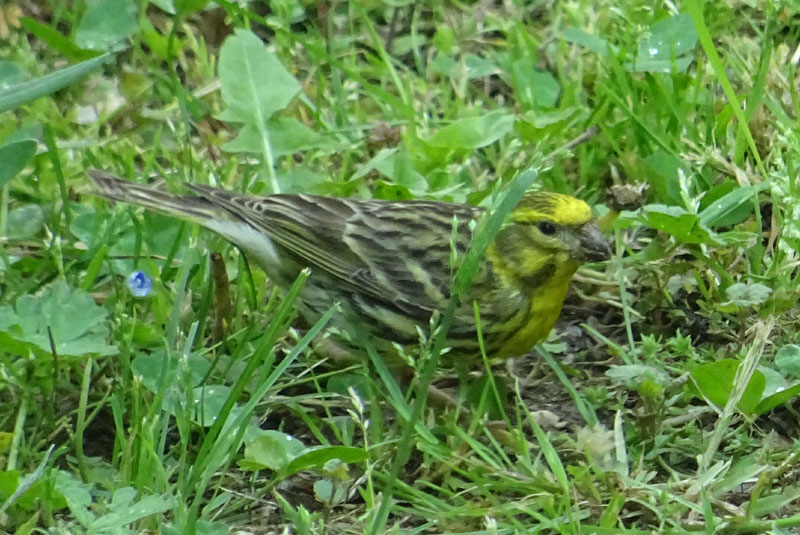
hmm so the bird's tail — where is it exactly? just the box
[88,169,224,224]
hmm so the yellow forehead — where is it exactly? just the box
[512,192,593,226]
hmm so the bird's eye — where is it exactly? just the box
[537,221,557,235]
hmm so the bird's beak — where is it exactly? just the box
[576,223,612,262]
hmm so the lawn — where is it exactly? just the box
[1,1,800,534]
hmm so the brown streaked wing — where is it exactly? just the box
[185,185,483,319]
[342,201,480,310]
[187,185,373,283]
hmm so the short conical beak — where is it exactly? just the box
[577,223,612,262]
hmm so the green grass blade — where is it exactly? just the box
[0,53,111,113]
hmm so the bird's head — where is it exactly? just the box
[488,191,611,291]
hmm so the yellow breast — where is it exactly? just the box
[494,263,577,358]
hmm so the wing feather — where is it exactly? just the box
[185,185,482,319]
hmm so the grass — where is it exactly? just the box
[2,1,800,534]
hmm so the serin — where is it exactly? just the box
[89,170,610,362]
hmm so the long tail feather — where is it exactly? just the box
[87,169,223,224]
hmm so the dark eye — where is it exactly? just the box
[537,221,557,235]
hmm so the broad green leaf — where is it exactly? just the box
[220,124,270,153]
[518,108,577,129]
[372,181,415,201]
[149,0,176,13]
[699,183,760,228]
[0,53,110,113]
[689,359,764,414]
[240,431,306,471]
[281,446,368,478]
[390,33,428,57]
[431,53,501,80]
[754,383,800,415]
[131,350,231,427]
[643,150,685,206]
[71,209,187,274]
[217,29,301,125]
[516,108,581,143]
[759,366,789,397]
[326,373,371,399]
[139,17,171,59]
[75,0,137,52]
[511,66,560,109]
[774,344,800,379]
[0,280,117,357]
[431,54,458,77]
[53,470,92,512]
[748,489,800,518]
[268,117,337,156]
[464,54,501,79]
[631,13,697,73]
[709,455,766,496]
[564,27,611,55]
[355,147,427,193]
[642,205,720,244]
[5,124,43,144]
[189,385,232,426]
[629,56,693,73]
[426,110,514,149]
[0,62,27,86]
[132,351,210,392]
[276,166,329,194]
[5,205,44,240]
[223,116,335,157]
[0,470,56,512]
[0,470,20,503]
[0,139,37,189]
[70,486,174,531]
[432,26,456,54]
[352,148,398,179]
[725,282,771,307]
[174,0,210,13]
[314,479,347,505]
[380,146,426,190]
[641,13,698,58]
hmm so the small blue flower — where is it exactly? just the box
[127,270,153,298]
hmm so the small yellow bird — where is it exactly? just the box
[89,170,610,362]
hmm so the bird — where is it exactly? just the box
[88,169,611,366]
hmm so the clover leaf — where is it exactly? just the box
[0,280,117,357]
